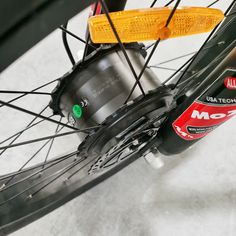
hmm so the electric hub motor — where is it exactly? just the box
[50,46,173,173]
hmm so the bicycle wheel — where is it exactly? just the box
[0,0,235,234]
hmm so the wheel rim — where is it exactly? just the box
[0,0,234,233]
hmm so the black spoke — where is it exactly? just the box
[169,0,235,88]
[162,55,195,85]
[171,26,222,88]
[59,26,96,50]
[99,0,146,97]
[3,123,65,186]
[162,42,224,86]
[153,52,196,65]
[145,43,156,50]
[207,0,220,8]
[0,152,84,205]
[226,11,236,17]
[82,35,91,62]
[0,125,100,151]
[149,42,222,68]
[165,0,175,7]
[0,114,53,146]
[64,156,96,180]
[176,50,228,93]
[0,150,79,182]
[0,99,82,131]
[42,118,62,169]
[0,150,78,192]
[0,105,49,157]
[150,0,158,8]
[224,0,236,16]
[0,90,51,95]
[29,157,88,198]
[0,78,58,109]
[82,2,98,63]
[124,0,181,103]
[149,65,184,72]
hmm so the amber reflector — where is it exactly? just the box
[88,7,224,43]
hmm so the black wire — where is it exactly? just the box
[62,22,76,66]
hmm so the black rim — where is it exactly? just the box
[0,0,235,233]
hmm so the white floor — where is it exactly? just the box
[0,0,236,235]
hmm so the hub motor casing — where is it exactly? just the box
[57,49,161,137]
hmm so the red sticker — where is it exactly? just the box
[224,76,236,90]
[172,101,236,140]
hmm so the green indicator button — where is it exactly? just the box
[72,104,83,119]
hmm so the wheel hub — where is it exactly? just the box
[50,47,174,174]
[50,47,161,131]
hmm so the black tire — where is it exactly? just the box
[1,0,236,234]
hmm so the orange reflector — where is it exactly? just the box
[88,7,224,43]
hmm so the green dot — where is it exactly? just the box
[72,104,83,119]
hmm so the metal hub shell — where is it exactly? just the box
[51,48,161,136]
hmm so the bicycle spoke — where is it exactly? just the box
[0,150,78,192]
[0,114,54,146]
[176,50,228,93]
[162,55,195,85]
[29,157,89,199]
[171,26,221,88]
[124,0,181,103]
[149,65,184,72]
[0,78,58,109]
[3,123,65,186]
[165,0,175,7]
[0,125,100,151]
[30,155,98,199]
[59,26,96,50]
[149,42,223,69]
[0,150,80,182]
[153,52,196,66]
[150,0,158,8]
[224,0,236,16]
[42,118,62,169]
[0,105,49,157]
[167,0,235,88]
[208,0,220,8]
[99,0,145,97]
[0,152,85,206]
[82,3,99,63]
[0,99,81,131]
[0,90,51,95]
